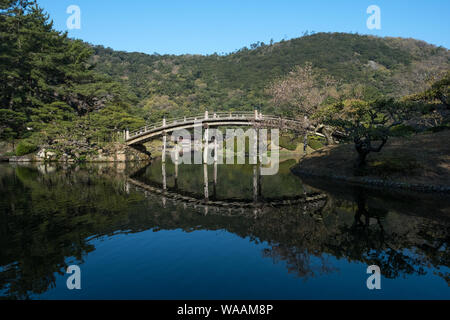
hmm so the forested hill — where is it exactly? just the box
[91,32,449,120]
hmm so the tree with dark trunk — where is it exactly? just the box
[318,98,416,168]
[354,136,387,167]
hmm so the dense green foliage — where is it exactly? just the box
[92,32,449,119]
[307,136,326,150]
[14,138,37,155]
[0,0,144,150]
[279,134,299,151]
[406,70,450,107]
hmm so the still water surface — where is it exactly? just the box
[0,158,449,299]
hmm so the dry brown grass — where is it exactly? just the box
[298,131,450,186]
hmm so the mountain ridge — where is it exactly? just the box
[90,32,449,119]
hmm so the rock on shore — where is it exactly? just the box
[7,143,150,163]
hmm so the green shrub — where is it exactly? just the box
[15,140,38,156]
[279,135,298,151]
[390,124,416,137]
[307,136,326,150]
[77,155,87,163]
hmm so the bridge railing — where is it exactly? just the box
[129,112,257,139]
[127,112,308,140]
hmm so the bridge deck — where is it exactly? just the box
[125,112,307,146]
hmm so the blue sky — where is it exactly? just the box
[38,0,450,55]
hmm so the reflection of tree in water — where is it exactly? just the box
[350,189,447,282]
[335,189,446,282]
[326,190,425,280]
[0,164,449,298]
[263,245,337,279]
[416,226,449,284]
[0,164,145,299]
[243,187,449,283]
[246,198,338,279]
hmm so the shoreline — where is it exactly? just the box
[292,166,450,194]
[2,157,151,163]
[2,148,305,164]
[4,145,450,194]
[292,131,450,195]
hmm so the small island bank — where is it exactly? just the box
[292,130,450,193]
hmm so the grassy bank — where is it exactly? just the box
[293,130,450,192]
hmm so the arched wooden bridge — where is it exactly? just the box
[125,111,310,146]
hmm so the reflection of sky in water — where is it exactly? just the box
[37,230,449,300]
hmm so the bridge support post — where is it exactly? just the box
[253,165,258,202]
[252,128,258,165]
[162,133,167,163]
[203,125,209,164]
[203,111,209,164]
[162,162,167,208]
[213,161,217,199]
[174,159,178,189]
[259,130,265,164]
[174,142,179,188]
[162,162,167,191]
[174,141,180,163]
[213,136,218,163]
[203,163,209,201]
[258,164,262,198]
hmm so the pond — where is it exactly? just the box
[0,158,449,299]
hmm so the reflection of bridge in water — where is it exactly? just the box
[126,161,328,216]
